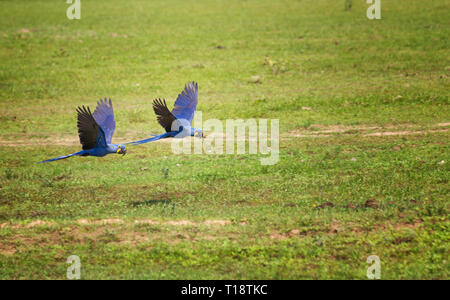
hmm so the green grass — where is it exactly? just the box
[0,0,448,279]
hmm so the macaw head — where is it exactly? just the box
[115,144,127,156]
[193,128,204,138]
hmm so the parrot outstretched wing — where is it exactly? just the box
[153,82,198,132]
[77,105,107,149]
[153,98,176,132]
[171,82,198,124]
[93,98,116,144]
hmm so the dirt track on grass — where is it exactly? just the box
[0,218,236,255]
[0,122,448,147]
[284,122,449,138]
[0,218,234,229]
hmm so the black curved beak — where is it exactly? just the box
[117,148,127,156]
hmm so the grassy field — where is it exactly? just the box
[0,0,448,279]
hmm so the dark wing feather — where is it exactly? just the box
[171,82,198,125]
[76,106,106,150]
[153,98,176,132]
[93,98,116,144]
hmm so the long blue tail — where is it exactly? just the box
[39,150,86,163]
[126,132,171,145]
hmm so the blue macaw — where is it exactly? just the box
[128,82,203,145]
[39,98,127,163]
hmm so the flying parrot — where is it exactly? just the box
[39,98,127,163]
[128,82,203,145]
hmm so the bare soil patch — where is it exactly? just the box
[0,218,235,229]
[270,220,423,240]
[284,122,449,139]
